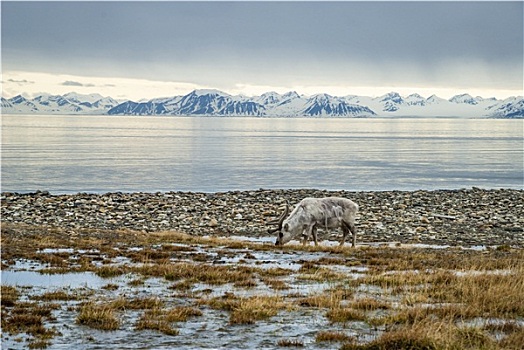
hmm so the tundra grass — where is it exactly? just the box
[297,262,347,281]
[326,307,367,323]
[315,331,355,343]
[107,296,164,310]
[1,285,20,306]
[32,289,88,301]
[135,310,179,336]
[76,301,120,331]
[229,295,291,325]
[1,297,61,348]
[341,320,505,350]
[2,222,523,349]
[135,306,202,336]
[297,292,343,308]
[197,292,240,312]
[262,277,290,290]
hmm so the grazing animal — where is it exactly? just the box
[267,197,359,247]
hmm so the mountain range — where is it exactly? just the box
[2,90,523,118]
[1,92,119,115]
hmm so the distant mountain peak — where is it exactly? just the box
[426,94,447,103]
[378,92,403,104]
[449,93,478,105]
[282,91,300,99]
[191,89,230,97]
[2,89,522,119]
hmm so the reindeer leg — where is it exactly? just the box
[301,226,308,246]
[339,225,348,246]
[312,225,318,246]
[343,221,357,248]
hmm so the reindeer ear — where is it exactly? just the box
[284,223,289,231]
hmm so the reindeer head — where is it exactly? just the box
[266,203,290,246]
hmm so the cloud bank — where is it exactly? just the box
[2,1,522,99]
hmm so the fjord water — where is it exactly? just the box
[1,115,522,194]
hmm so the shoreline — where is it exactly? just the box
[2,188,523,247]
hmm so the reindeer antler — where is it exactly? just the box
[266,202,289,234]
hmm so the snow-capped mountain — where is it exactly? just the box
[108,90,266,116]
[254,91,282,105]
[2,90,523,118]
[426,94,448,104]
[63,92,119,110]
[404,93,426,107]
[1,92,119,114]
[177,89,264,116]
[301,94,376,117]
[485,97,524,119]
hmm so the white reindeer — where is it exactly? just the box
[267,197,359,247]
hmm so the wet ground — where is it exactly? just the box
[2,236,353,349]
[1,224,523,349]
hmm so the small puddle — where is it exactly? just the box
[1,270,105,289]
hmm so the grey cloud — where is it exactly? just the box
[8,79,34,84]
[2,2,522,91]
[62,81,95,87]
[3,2,521,60]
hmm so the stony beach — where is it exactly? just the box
[2,188,523,247]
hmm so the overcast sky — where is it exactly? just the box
[2,1,523,100]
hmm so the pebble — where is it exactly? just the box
[1,188,523,247]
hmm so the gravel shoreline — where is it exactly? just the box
[2,188,523,247]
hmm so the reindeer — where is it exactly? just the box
[267,197,359,247]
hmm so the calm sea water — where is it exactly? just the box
[1,115,522,194]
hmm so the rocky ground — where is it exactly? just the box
[1,188,523,247]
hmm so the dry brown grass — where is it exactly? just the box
[1,285,20,307]
[93,265,126,278]
[164,306,203,322]
[326,307,366,323]
[427,268,524,318]
[349,297,391,311]
[229,295,290,325]
[342,319,505,350]
[32,289,86,301]
[134,306,201,336]
[1,298,61,348]
[297,291,343,309]
[198,296,237,312]
[168,279,194,291]
[261,267,294,277]
[262,277,290,290]
[107,296,164,310]
[315,330,355,343]
[76,301,120,331]
[135,310,179,336]
[499,329,524,349]
[297,264,346,282]
[131,262,256,285]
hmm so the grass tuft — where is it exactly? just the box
[1,285,20,307]
[315,331,354,343]
[230,296,289,325]
[326,307,366,323]
[76,301,120,331]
